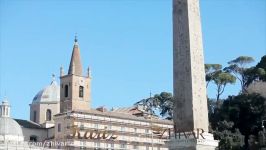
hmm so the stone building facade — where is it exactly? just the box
[54,109,172,149]
[13,36,174,149]
[51,37,173,149]
[29,77,60,128]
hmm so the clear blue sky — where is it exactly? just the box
[0,0,265,120]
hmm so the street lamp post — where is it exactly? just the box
[149,91,154,150]
[262,120,266,132]
[259,119,266,149]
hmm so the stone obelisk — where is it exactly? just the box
[169,0,218,149]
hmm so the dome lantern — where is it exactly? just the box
[0,98,24,142]
[0,98,10,117]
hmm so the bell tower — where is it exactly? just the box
[60,36,91,113]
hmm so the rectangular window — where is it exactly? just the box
[58,123,61,132]
[79,86,84,97]
[107,143,114,150]
[3,108,6,116]
[80,124,85,130]
[33,111,37,122]
[145,129,149,134]
[146,146,149,150]
[94,142,100,148]
[94,124,99,129]
[120,135,125,141]
[120,144,126,149]
[108,125,112,130]
[134,128,137,133]
[133,145,138,150]
[80,141,86,149]
[30,136,37,142]
[64,85,68,97]
[121,126,125,132]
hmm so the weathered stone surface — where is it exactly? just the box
[168,132,218,149]
[68,41,83,76]
[173,0,209,133]
[60,39,91,113]
[172,0,218,149]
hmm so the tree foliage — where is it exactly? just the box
[241,56,266,89]
[134,92,173,119]
[224,56,255,92]
[213,121,244,150]
[205,64,236,102]
[213,71,236,102]
[205,64,223,88]
[135,55,266,150]
[228,56,255,66]
[243,67,265,88]
[210,94,266,149]
[256,56,266,71]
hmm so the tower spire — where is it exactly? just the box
[68,34,83,76]
[61,35,91,113]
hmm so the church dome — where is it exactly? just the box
[32,77,60,104]
[0,117,24,141]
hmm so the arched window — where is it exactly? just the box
[46,109,52,121]
[64,85,68,97]
[33,111,37,122]
[79,86,84,98]
[30,135,37,142]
